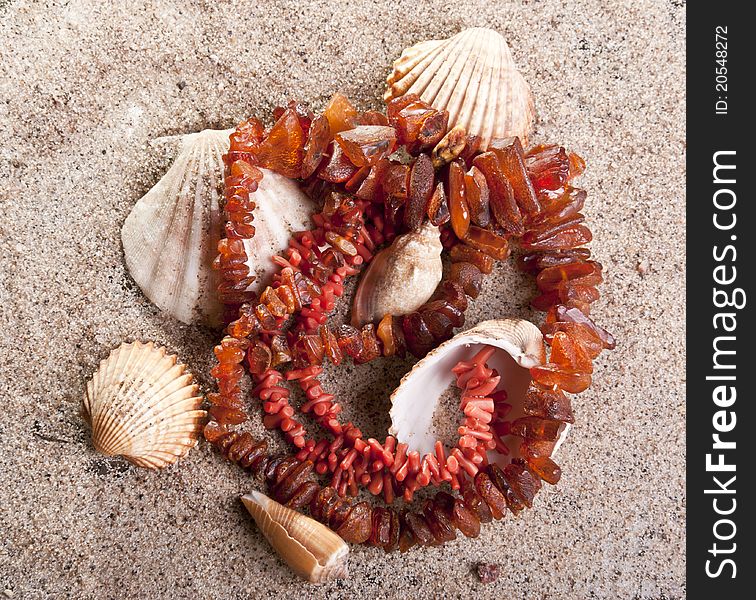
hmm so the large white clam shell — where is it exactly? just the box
[82,341,205,469]
[351,222,442,326]
[385,27,535,149]
[122,129,313,327]
[241,490,349,583]
[389,318,570,460]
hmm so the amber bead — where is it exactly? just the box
[524,385,575,423]
[323,92,358,135]
[464,165,491,227]
[464,226,510,261]
[427,181,450,226]
[355,159,389,200]
[525,144,570,191]
[531,363,592,393]
[547,305,616,350]
[550,331,593,374]
[413,109,448,152]
[449,261,483,298]
[335,125,396,167]
[247,341,272,376]
[431,126,467,168]
[405,154,434,231]
[451,498,481,538]
[390,315,407,358]
[403,511,435,546]
[370,507,392,548]
[472,151,523,235]
[568,151,586,178]
[254,108,306,179]
[419,302,455,341]
[229,118,264,153]
[543,322,603,359]
[521,223,592,251]
[310,487,339,522]
[382,163,410,199]
[402,312,435,357]
[492,137,541,219]
[460,478,493,524]
[559,284,600,306]
[398,524,417,553]
[336,502,373,544]
[358,110,390,126]
[386,94,420,125]
[528,456,562,485]
[357,324,382,363]
[274,460,314,503]
[319,325,343,366]
[423,500,456,543]
[389,95,447,150]
[210,405,248,426]
[503,462,542,508]
[435,280,468,313]
[510,416,563,441]
[474,472,507,519]
[536,261,603,292]
[450,243,494,274]
[300,114,331,179]
[518,248,592,274]
[537,186,587,226]
[377,314,396,357]
[385,508,401,553]
[318,142,358,183]
[448,160,470,240]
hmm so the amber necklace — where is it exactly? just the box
[204,93,615,552]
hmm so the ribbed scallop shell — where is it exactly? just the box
[351,222,442,326]
[82,341,205,469]
[241,490,349,583]
[384,27,535,149]
[389,319,569,459]
[122,130,314,327]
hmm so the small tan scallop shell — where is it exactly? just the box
[385,27,535,149]
[241,490,349,583]
[81,341,205,469]
[389,319,569,460]
[122,129,313,327]
[351,222,443,327]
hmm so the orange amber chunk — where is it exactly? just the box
[536,261,603,292]
[335,125,396,167]
[377,314,396,357]
[528,456,562,484]
[449,243,494,274]
[324,92,359,135]
[492,137,541,218]
[550,331,593,374]
[301,114,331,179]
[254,108,306,179]
[464,165,490,227]
[405,154,434,230]
[472,151,523,236]
[530,363,592,393]
[544,322,603,359]
[448,160,470,240]
[464,226,510,260]
[427,182,450,226]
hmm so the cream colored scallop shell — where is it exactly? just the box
[385,27,535,149]
[241,490,349,583]
[351,222,442,327]
[389,319,570,461]
[121,129,313,327]
[82,341,206,469]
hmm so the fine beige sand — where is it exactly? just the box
[0,1,685,598]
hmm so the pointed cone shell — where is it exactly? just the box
[351,222,442,326]
[389,318,568,459]
[122,130,314,327]
[385,28,535,149]
[82,341,205,469]
[241,490,349,583]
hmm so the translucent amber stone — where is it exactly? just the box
[474,472,507,519]
[537,186,587,226]
[550,331,593,374]
[520,223,592,251]
[448,160,470,240]
[518,248,592,274]
[460,478,493,523]
[547,305,616,350]
[536,261,603,292]
[336,502,373,544]
[423,500,456,543]
[301,114,331,179]
[335,125,396,167]
[405,154,434,231]
[525,144,570,191]
[382,163,410,199]
[427,181,450,226]
[568,151,586,178]
[449,243,494,274]
[492,137,541,219]
[324,92,359,135]
[503,462,541,508]
[377,314,396,356]
[524,385,575,423]
[464,226,510,260]
[336,324,363,358]
[464,165,491,227]
[402,312,435,357]
[254,107,306,179]
[449,261,483,298]
[472,151,523,235]
[510,416,562,441]
[530,363,592,393]
[318,142,358,183]
[543,322,603,359]
[528,456,562,484]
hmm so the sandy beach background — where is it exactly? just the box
[0,1,685,598]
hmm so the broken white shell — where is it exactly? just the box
[385,27,535,149]
[82,341,205,469]
[122,129,313,327]
[241,490,349,583]
[389,318,568,461]
[351,222,442,326]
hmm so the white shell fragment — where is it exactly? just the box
[241,490,349,583]
[389,319,567,460]
[385,28,535,149]
[82,341,205,469]
[122,129,313,327]
[351,222,442,327]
